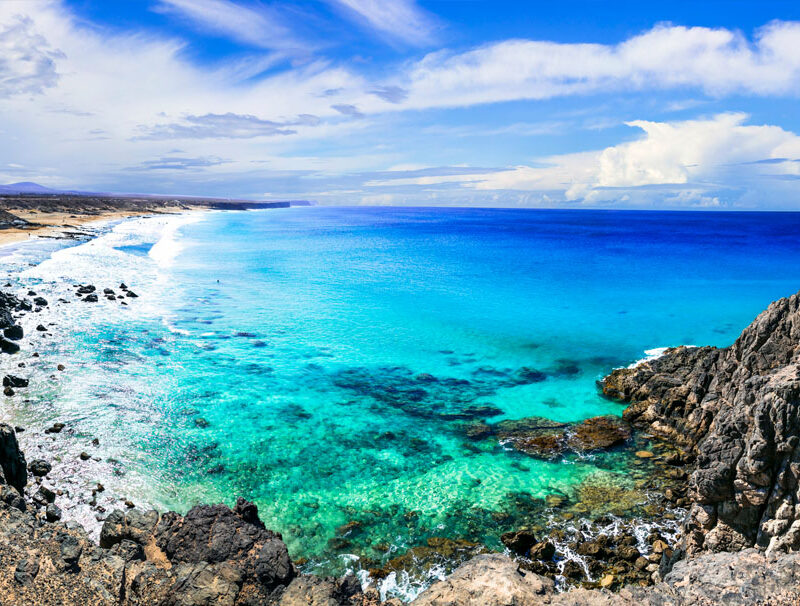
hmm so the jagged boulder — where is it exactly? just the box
[0,424,26,494]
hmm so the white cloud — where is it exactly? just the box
[328,0,438,46]
[369,113,800,207]
[397,21,800,110]
[155,0,310,53]
[0,14,62,97]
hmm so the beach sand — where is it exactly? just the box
[0,206,192,247]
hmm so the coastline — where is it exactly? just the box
[1,208,800,603]
[0,205,202,248]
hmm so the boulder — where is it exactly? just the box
[566,416,631,451]
[500,529,537,555]
[28,459,52,477]
[153,497,294,589]
[0,338,20,354]
[3,375,28,388]
[3,325,23,340]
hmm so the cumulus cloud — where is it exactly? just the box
[368,114,800,207]
[0,15,62,97]
[399,21,800,109]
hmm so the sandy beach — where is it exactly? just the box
[0,194,295,247]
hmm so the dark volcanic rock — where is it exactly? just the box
[566,415,631,451]
[3,375,28,388]
[0,337,20,354]
[28,458,52,477]
[500,529,537,554]
[3,324,23,340]
[14,557,39,585]
[0,424,26,494]
[602,290,800,554]
[153,497,294,589]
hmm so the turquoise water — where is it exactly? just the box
[4,206,800,595]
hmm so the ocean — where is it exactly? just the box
[3,206,800,598]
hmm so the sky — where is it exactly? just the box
[1,0,800,208]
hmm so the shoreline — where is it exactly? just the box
[0,210,692,602]
[0,206,203,248]
[0,206,798,602]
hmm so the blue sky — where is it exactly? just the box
[1,0,800,208]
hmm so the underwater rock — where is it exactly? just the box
[512,367,547,384]
[490,415,629,458]
[566,415,631,451]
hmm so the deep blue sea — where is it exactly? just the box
[3,206,800,598]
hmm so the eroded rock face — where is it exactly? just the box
[602,291,800,554]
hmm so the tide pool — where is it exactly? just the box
[4,206,800,597]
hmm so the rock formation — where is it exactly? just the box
[411,549,800,605]
[603,291,800,555]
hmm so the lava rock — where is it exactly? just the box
[28,459,52,477]
[14,558,39,586]
[0,338,20,354]
[3,375,28,388]
[0,424,26,493]
[46,503,63,522]
[3,325,23,340]
[500,529,537,555]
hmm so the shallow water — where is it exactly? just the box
[4,207,800,597]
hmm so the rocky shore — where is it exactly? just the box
[3,280,800,603]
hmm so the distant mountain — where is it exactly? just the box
[0,182,79,195]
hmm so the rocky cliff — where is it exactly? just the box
[603,291,800,555]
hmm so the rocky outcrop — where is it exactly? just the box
[410,550,800,605]
[0,492,371,606]
[603,291,800,555]
[411,553,554,606]
[0,423,27,494]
